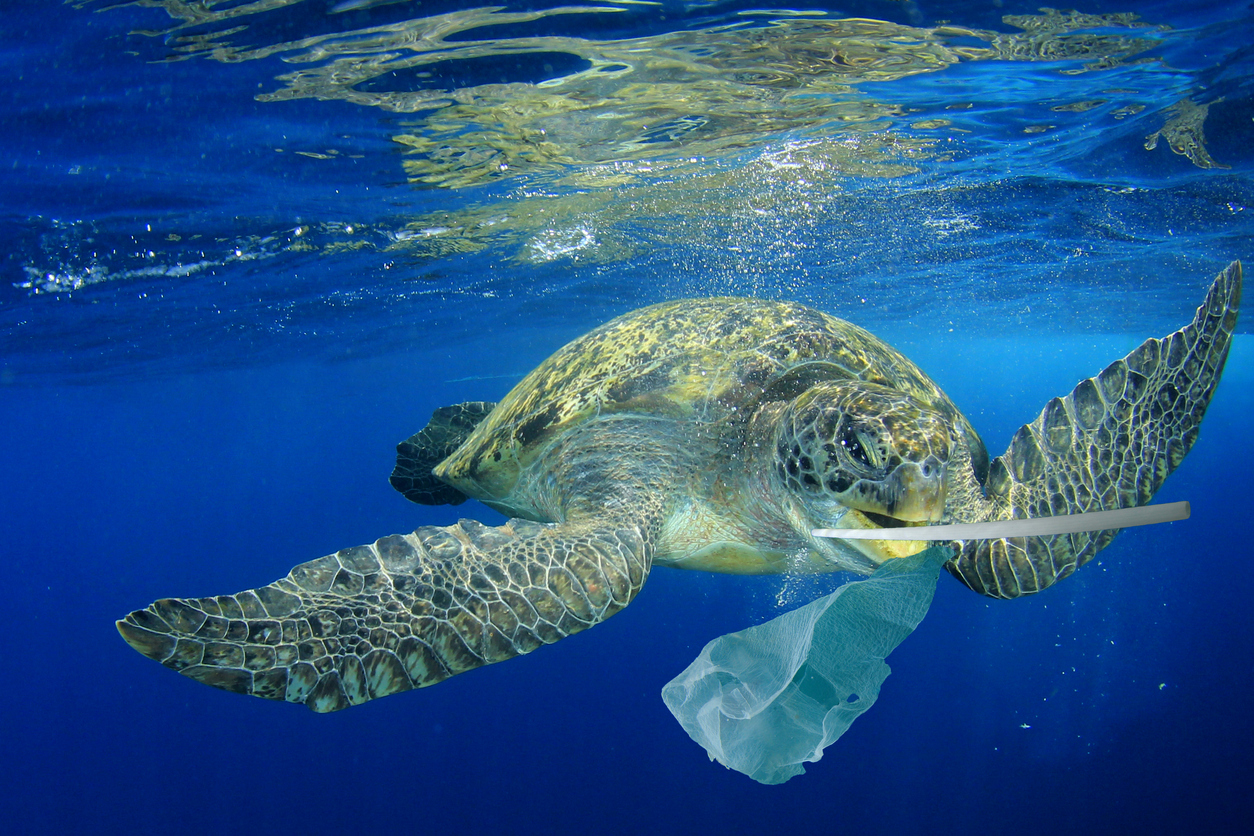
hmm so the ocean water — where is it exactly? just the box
[2,0,1252,833]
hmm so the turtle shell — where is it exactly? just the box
[436,298,984,500]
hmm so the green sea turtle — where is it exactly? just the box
[118,262,1241,713]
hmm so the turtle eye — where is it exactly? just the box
[839,421,879,469]
[858,430,884,467]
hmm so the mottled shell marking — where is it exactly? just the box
[437,298,980,499]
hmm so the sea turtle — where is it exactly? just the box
[118,262,1241,713]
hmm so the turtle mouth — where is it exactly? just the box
[860,511,921,529]
[820,508,930,568]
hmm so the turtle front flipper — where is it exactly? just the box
[117,516,652,712]
[391,401,497,506]
[949,261,1241,598]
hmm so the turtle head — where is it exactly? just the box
[773,381,955,562]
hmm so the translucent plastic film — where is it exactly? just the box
[662,546,951,785]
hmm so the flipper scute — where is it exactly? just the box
[118,517,652,711]
[390,401,496,506]
[948,261,1241,598]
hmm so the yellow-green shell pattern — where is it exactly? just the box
[437,298,985,499]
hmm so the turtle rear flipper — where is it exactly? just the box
[391,401,496,506]
[949,261,1241,598]
[117,515,652,712]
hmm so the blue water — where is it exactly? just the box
[3,1,1252,833]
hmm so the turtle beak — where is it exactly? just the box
[807,457,948,568]
[840,457,947,523]
[883,458,946,522]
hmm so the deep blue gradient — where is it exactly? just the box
[3,1,1252,834]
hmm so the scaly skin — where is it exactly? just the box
[118,262,1241,710]
[119,424,670,712]
[947,261,1241,597]
[118,518,654,712]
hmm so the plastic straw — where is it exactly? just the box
[812,501,1189,540]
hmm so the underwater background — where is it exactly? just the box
[2,0,1252,833]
